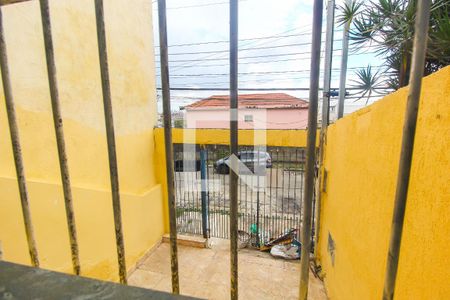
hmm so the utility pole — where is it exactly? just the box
[337,0,351,119]
[315,0,335,258]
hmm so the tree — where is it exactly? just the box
[173,119,184,128]
[346,0,450,95]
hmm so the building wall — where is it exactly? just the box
[317,66,450,299]
[185,107,308,129]
[0,0,164,282]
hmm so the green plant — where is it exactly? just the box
[341,0,450,89]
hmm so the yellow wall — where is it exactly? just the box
[317,66,450,299]
[0,0,164,282]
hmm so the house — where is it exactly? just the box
[184,93,309,129]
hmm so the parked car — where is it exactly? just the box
[214,151,272,174]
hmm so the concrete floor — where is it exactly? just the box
[129,238,327,300]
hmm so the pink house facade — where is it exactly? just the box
[184,93,309,130]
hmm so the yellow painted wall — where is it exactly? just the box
[317,66,450,299]
[0,0,164,282]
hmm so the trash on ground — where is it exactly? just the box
[260,228,298,251]
[270,243,300,260]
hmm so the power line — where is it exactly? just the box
[169,25,315,71]
[155,47,377,63]
[156,52,375,77]
[157,68,394,78]
[153,0,249,10]
[156,40,340,56]
[154,31,338,48]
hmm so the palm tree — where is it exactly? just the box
[336,0,363,118]
[350,65,387,104]
[344,0,450,98]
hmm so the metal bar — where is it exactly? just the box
[315,0,335,258]
[229,0,239,297]
[337,17,350,119]
[94,0,127,284]
[39,0,80,275]
[299,0,323,299]
[256,149,260,247]
[0,0,32,6]
[200,146,209,238]
[382,1,430,299]
[157,0,180,294]
[0,6,39,267]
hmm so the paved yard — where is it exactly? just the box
[129,239,327,299]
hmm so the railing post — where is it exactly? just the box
[0,6,39,267]
[157,0,180,294]
[39,0,80,275]
[337,0,350,120]
[315,0,335,258]
[299,0,323,299]
[200,145,209,239]
[229,0,239,298]
[382,1,431,299]
[94,0,127,284]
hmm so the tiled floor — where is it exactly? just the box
[129,238,327,299]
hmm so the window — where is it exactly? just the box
[244,114,253,122]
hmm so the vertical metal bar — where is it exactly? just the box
[94,0,127,284]
[337,14,350,119]
[229,0,239,297]
[314,0,335,258]
[256,149,260,247]
[382,1,430,299]
[39,0,80,275]
[0,6,39,268]
[299,0,323,299]
[321,0,335,127]
[156,0,180,294]
[200,145,209,238]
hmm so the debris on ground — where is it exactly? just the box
[260,228,298,251]
[255,228,302,260]
[270,243,300,260]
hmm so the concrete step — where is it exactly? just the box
[162,234,207,248]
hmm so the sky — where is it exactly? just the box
[151,0,386,115]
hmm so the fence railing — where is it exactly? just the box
[173,144,307,243]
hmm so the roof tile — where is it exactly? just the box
[185,93,309,109]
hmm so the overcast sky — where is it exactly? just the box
[151,0,385,114]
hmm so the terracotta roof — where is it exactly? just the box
[185,93,309,110]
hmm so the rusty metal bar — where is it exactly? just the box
[229,0,239,299]
[315,0,335,258]
[157,0,180,294]
[94,0,127,284]
[0,6,39,267]
[39,0,80,275]
[299,0,323,299]
[382,1,431,299]
[0,0,32,6]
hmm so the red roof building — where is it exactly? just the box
[185,93,309,110]
[185,93,309,130]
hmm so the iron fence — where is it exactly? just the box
[173,144,307,243]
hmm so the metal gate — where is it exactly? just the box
[173,144,306,242]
